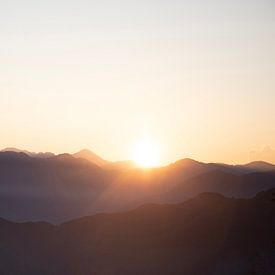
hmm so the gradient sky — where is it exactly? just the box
[1,0,275,165]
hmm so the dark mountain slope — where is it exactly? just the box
[243,161,275,171]
[1,151,275,223]
[0,152,110,222]
[161,170,275,203]
[0,191,274,275]
[1,147,55,158]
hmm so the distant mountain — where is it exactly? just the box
[73,149,137,170]
[1,147,55,158]
[166,158,215,183]
[0,190,274,274]
[243,160,275,171]
[0,151,110,223]
[73,149,108,167]
[1,151,275,223]
[159,169,275,203]
[2,147,33,154]
[169,158,275,178]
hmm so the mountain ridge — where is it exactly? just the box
[2,147,275,170]
[0,189,274,274]
[1,150,275,223]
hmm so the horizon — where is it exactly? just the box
[1,0,275,165]
[1,145,275,166]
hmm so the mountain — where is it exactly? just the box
[243,160,275,171]
[0,190,274,275]
[1,147,55,158]
[73,149,108,167]
[1,147,33,155]
[159,170,275,203]
[73,149,137,170]
[1,151,275,223]
[0,151,111,223]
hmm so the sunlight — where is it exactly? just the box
[131,137,160,168]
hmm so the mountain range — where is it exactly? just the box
[1,147,275,274]
[0,189,274,275]
[0,148,275,223]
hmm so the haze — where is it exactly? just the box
[1,0,275,165]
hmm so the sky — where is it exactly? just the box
[1,0,275,165]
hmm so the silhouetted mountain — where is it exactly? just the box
[243,160,275,171]
[73,149,137,170]
[168,158,213,180]
[0,152,111,223]
[169,158,275,177]
[1,151,275,223]
[73,149,108,167]
[2,147,33,154]
[1,147,55,158]
[0,191,274,275]
[159,170,275,203]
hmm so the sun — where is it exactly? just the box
[131,137,161,168]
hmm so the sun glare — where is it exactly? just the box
[131,137,160,168]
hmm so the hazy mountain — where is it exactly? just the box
[0,152,111,223]
[1,147,55,158]
[1,151,275,223]
[73,149,108,167]
[1,147,33,155]
[168,158,275,177]
[0,190,274,275]
[73,149,137,171]
[159,170,275,203]
[167,158,214,180]
[242,160,275,171]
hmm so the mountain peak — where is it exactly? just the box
[0,151,30,159]
[73,149,108,167]
[2,147,32,154]
[172,158,202,167]
[1,148,55,159]
[244,161,275,171]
